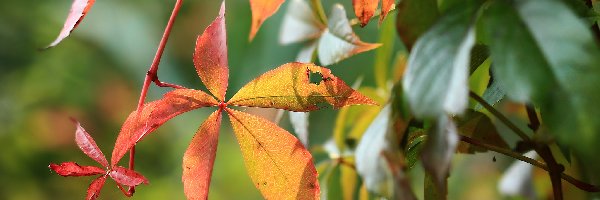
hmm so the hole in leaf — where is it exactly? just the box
[308,71,323,85]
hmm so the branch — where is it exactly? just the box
[459,135,600,192]
[469,91,530,141]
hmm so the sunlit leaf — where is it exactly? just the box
[72,119,108,168]
[194,2,229,101]
[279,0,324,45]
[86,176,106,200]
[289,111,310,146]
[226,108,319,199]
[46,0,96,48]
[182,110,222,200]
[109,166,149,187]
[402,2,481,118]
[249,0,286,41]
[498,151,537,199]
[111,89,218,166]
[352,0,378,27]
[421,116,458,197]
[49,162,105,177]
[318,4,381,66]
[380,0,395,24]
[455,110,509,154]
[395,0,439,49]
[228,62,377,111]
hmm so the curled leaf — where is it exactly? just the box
[109,166,149,187]
[72,119,108,167]
[182,110,222,200]
[318,5,381,66]
[226,108,320,199]
[86,176,107,200]
[194,2,229,101]
[249,0,286,41]
[228,62,377,111]
[111,89,218,166]
[49,162,105,177]
[47,0,96,48]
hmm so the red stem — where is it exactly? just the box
[129,0,184,194]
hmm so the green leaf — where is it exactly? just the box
[320,162,344,200]
[455,110,509,154]
[475,68,506,111]
[374,16,396,90]
[482,0,600,174]
[395,0,439,49]
[405,128,426,169]
[402,2,482,118]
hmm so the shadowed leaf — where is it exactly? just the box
[395,0,439,49]
[194,2,229,101]
[86,176,106,200]
[49,162,105,177]
[421,116,458,198]
[226,108,320,199]
[72,119,108,168]
[249,0,286,41]
[111,89,218,166]
[109,166,149,187]
[318,5,381,66]
[46,0,96,48]
[455,110,509,154]
[182,110,222,200]
[228,62,377,111]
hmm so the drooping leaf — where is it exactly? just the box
[72,119,108,168]
[279,0,324,45]
[482,0,600,173]
[226,108,320,199]
[182,110,222,200]
[249,0,286,41]
[49,162,105,177]
[352,0,378,27]
[380,0,395,24]
[109,166,149,187]
[289,111,310,146]
[318,4,381,66]
[86,176,106,200]
[421,116,458,198]
[111,89,218,166]
[46,0,96,48]
[228,62,377,111]
[395,0,439,49]
[498,151,537,199]
[402,2,481,118]
[455,110,509,154]
[194,2,229,101]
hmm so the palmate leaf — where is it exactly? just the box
[228,62,377,111]
[249,0,286,41]
[109,166,149,187]
[46,0,96,48]
[182,110,222,200]
[482,0,600,174]
[226,108,320,199]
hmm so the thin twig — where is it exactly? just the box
[459,135,600,192]
[469,91,530,141]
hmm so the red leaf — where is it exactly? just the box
[249,0,285,41]
[228,62,378,111]
[109,166,149,187]
[182,110,222,200]
[194,2,229,102]
[111,89,218,166]
[71,119,108,168]
[226,108,320,199]
[49,162,105,177]
[352,0,378,27]
[86,176,107,200]
[47,0,96,48]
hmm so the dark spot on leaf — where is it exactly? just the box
[309,182,316,189]
[492,156,496,162]
[345,138,357,149]
[262,182,267,186]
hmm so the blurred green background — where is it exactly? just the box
[0,0,587,199]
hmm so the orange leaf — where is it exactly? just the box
[225,108,319,199]
[182,110,222,200]
[194,2,229,101]
[352,0,378,27]
[380,0,394,23]
[249,0,286,41]
[111,89,218,166]
[46,0,96,48]
[228,62,377,111]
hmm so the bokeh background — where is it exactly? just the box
[0,0,588,199]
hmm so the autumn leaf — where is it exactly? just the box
[46,0,96,48]
[352,0,395,27]
[249,0,286,41]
